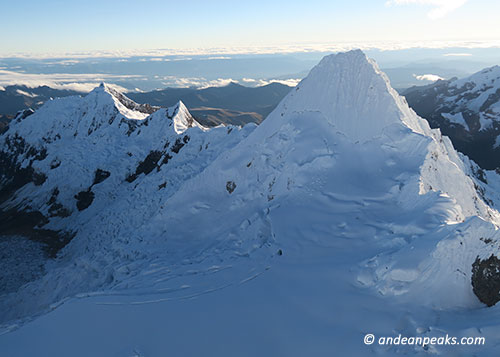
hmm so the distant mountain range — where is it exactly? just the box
[128,82,292,126]
[0,86,81,116]
[0,82,292,128]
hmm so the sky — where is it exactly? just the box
[1,0,500,57]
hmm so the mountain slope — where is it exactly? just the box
[0,82,292,128]
[2,51,500,356]
[0,83,254,297]
[403,66,500,169]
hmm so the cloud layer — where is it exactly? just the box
[2,38,498,60]
[160,76,300,89]
[414,73,445,81]
[0,69,137,92]
[0,69,299,93]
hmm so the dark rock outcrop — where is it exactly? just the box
[472,254,500,306]
[226,181,236,194]
[93,169,111,185]
[74,189,95,211]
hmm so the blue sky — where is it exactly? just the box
[1,0,499,56]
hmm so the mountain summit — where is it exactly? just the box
[274,50,428,142]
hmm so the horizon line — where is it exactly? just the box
[2,39,500,59]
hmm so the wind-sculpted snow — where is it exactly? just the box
[2,51,500,356]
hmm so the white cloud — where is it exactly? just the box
[16,89,38,98]
[52,82,130,93]
[414,73,445,81]
[242,78,300,87]
[387,0,468,19]
[0,69,138,92]
[443,52,472,56]
[265,79,300,87]
[160,76,299,89]
[45,59,81,66]
[160,76,237,89]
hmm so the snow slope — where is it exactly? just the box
[2,51,500,356]
[449,65,500,131]
[0,83,256,323]
[406,65,500,132]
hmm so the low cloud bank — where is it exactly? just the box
[413,73,445,81]
[0,69,137,92]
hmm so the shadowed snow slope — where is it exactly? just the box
[2,51,500,356]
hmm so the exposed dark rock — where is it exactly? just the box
[32,172,47,186]
[0,137,47,191]
[46,188,71,218]
[226,181,236,194]
[171,138,185,154]
[74,189,95,211]
[0,208,73,257]
[15,109,35,122]
[48,188,59,205]
[50,158,61,169]
[472,165,488,184]
[0,136,74,257]
[0,149,47,203]
[93,169,111,185]
[472,255,500,306]
[121,118,140,136]
[48,202,71,218]
[126,150,163,183]
[160,153,172,167]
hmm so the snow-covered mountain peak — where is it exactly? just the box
[404,63,500,146]
[86,83,158,120]
[452,65,500,90]
[244,50,498,225]
[269,50,428,142]
[171,100,208,134]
